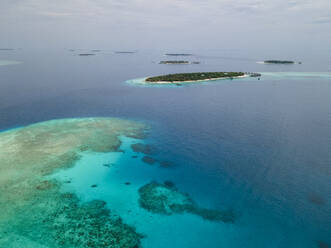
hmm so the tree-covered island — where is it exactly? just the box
[165,53,192,56]
[78,53,95,56]
[145,72,249,83]
[159,61,201,64]
[159,60,190,64]
[115,51,136,54]
[264,60,295,64]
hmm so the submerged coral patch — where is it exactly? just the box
[159,161,173,168]
[138,182,236,223]
[142,156,156,165]
[131,143,154,154]
[1,184,143,248]
[318,241,329,248]
[308,193,326,206]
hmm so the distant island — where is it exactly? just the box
[263,60,295,64]
[78,53,95,56]
[165,53,192,56]
[145,72,256,84]
[159,60,201,64]
[115,51,136,54]
[0,48,15,51]
[159,60,190,64]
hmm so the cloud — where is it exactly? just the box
[0,0,330,49]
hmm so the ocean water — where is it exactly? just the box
[0,48,331,247]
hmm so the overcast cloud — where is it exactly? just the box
[0,0,330,50]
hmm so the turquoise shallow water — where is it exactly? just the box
[0,49,330,247]
[51,136,321,248]
[0,60,22,66]
[260,72,331,80]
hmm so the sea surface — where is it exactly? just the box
[1,48,331,247]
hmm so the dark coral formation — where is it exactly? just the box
[142,156,156,165]
[159,161,173,168]
[193,207,235,223]
[308,193,326,206]
[131,143,154,154]
[138,181,235,223]
[318,241,329,248]
[138,181,194,215]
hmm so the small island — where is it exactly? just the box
[159,61,201,65]
[159,60,189,64]
[165,53,192,56]
[264,60,295,64]
[78,53,95,56]
[115,51,136,54]
[145,72,248,84]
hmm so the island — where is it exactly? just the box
[115,51,136,54]
[165,53,192,56]
[78,53,95,56]
[159,60,190,64]
[264,60,295,64]
[145,72,249,84]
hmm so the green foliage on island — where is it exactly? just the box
[165,53,192,56]
[146,72,245,82]
[159,60,189,64]
[115,51,136,54]
[78,53,95,56]
[264,60,295,64]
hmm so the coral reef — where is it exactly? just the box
[0,118,147,247]
[318,241,329,248]
[142,156,156,165]
[1,183,143,248]
[308,193,326,206]
[159,161,173,168]
[138,182,235,223]
[131,143,154,154]
[138,182,194,215]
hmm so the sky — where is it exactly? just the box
[1,0,331,51]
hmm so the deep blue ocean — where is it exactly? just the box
[1,48,331,247]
